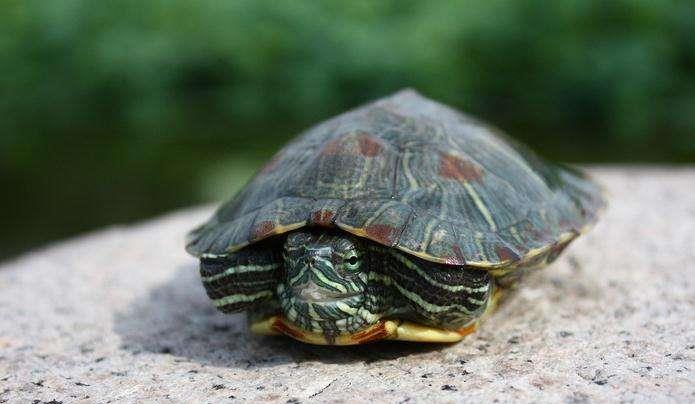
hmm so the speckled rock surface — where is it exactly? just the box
[1,168,694,404]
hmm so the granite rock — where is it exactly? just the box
[1,168,694,403]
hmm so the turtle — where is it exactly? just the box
[185,89,604,345]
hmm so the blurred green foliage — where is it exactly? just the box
[2,0,694,258]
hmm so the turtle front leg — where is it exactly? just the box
[378,250,494,330]
[199,247,282,313]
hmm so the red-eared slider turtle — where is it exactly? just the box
[186,89,604,345]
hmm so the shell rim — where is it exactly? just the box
[186,195,604,270]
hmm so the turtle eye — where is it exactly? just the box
[343,253,361,272]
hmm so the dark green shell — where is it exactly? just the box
[186,89,604,270]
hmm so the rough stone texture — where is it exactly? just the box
[1,168,693,403]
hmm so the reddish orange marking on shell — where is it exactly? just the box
[495,246,520,262]
[353,321,389,344]
[457,323,477,337]
[365,224,398,245]
[321,133,382,157]
[321,138,343,156]
[438,153,483,182]
[311,210,335,226]
[445,245,467,265]
[272,318,305,340]
[357,134,382,157]
[251,220,275,240]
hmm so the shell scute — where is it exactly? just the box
[438,152,484,183]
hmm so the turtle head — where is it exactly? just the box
[278,231,379,337]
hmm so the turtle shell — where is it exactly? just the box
[186,89,604,269]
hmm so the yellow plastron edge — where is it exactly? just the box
[250,315,473,345]
[249,288,502,345]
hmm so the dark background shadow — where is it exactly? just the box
[113,264,443,368]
